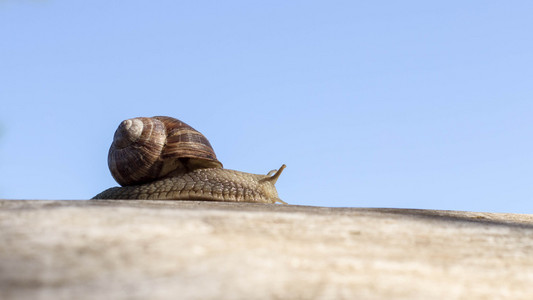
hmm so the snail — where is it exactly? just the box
[92,116,286,204]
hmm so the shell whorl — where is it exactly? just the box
[108,116,222,186]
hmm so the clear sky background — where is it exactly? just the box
[1,1,533,213]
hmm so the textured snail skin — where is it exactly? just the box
[93,165,287,204]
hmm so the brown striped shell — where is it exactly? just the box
[108,116,223,186]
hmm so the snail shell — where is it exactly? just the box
[108,116,222,186]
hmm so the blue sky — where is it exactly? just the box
[1,1,533,213]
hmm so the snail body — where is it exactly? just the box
[93,165,286,204]
[93,116,286,204]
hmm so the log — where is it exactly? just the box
[1,200,533,299]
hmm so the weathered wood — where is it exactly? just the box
[1,200,533,299]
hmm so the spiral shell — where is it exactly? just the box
[108,116,223,186]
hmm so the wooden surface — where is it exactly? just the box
[1,200,533,299]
